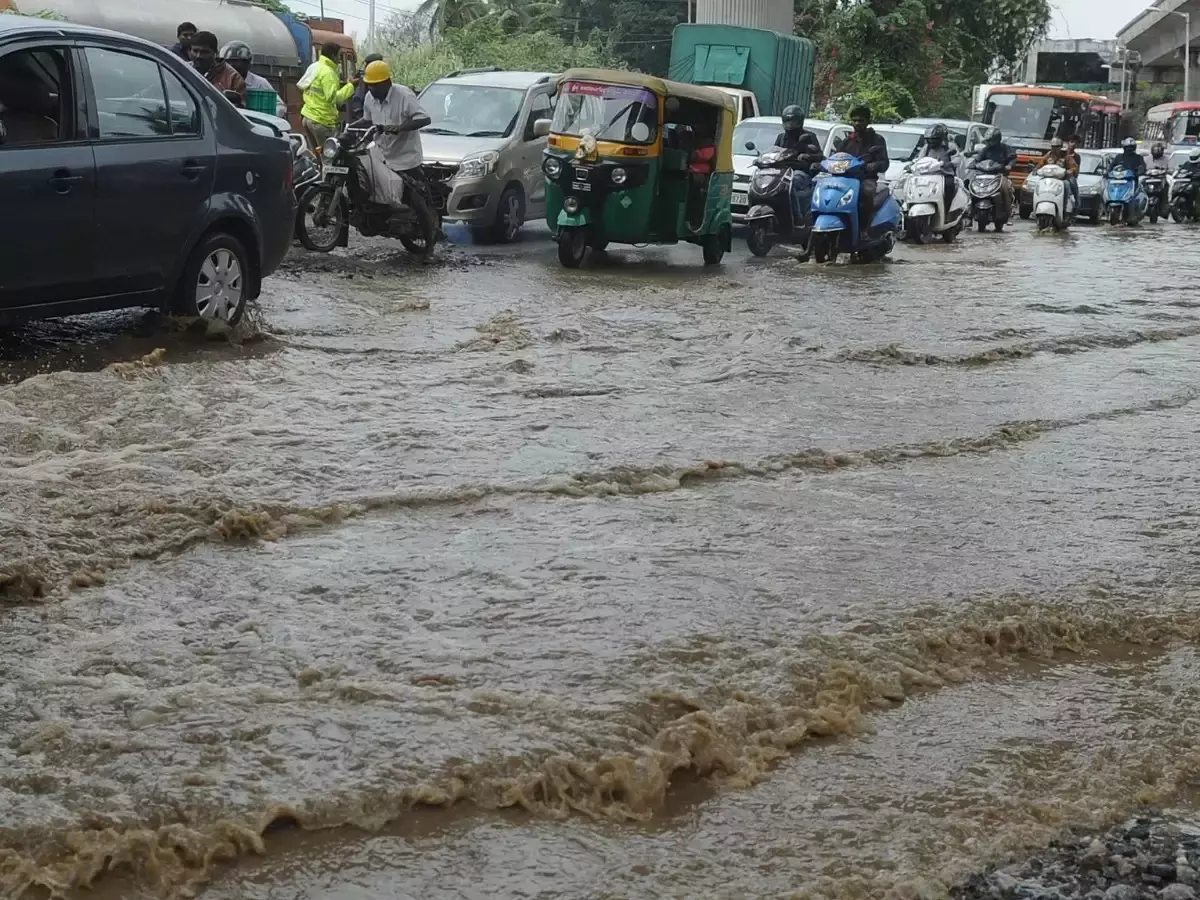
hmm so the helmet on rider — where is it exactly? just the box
[1121,137,1138,152]
[985,127,1002,146]
[925,122,948,147]
[219,40,253,78]
[1049,137,1063,149]
[1191,149,1200,162]
[1151,141,1166,159]
[781,105,805,133]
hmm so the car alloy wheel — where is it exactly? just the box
[195,247,244,322]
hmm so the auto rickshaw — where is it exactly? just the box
[535,68,736,268]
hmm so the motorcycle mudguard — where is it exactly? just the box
[907,202,936,217]
[557,209,592,228]
[744,205,775,222]
[1035,201,1059,216]
[813,214,845,232]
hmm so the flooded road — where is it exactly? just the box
[4,222,1200,899]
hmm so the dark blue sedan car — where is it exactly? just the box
[0,14,295,326]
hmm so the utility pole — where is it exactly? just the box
[367,0,375,51]
[1164,9,1191,101]
[319,0,325,17]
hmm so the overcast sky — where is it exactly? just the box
[286,0,1144,50]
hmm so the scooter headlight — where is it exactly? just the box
[752,169,782,193]
[322,137,339,160]
[837,188,855,207]
[543,156,562,178]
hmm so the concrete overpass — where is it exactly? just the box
[1118,0,1198,94]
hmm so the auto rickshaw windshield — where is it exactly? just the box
[551,81,659,144]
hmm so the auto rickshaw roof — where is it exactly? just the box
[558,68,738,110]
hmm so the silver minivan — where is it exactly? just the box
[418,68,558,242]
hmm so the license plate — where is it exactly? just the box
[324,165,349,175]
[733,190,748,206]
[571,182,591,192]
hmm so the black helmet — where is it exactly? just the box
[985,127,1002,145]
[781,105,804,132]
[1191,149,1200,162]
[1151,141,1165,157]
[1122,137,1137,151]
[220,40,253,62]
[925,122,948,145]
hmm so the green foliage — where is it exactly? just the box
[830,65,917,122]
[0,7,66,18]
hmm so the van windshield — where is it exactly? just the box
[551,81,658,144]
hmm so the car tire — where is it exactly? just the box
[175,232,251,326]
[489,185,525,243]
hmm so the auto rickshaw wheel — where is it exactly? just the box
[557,228,588,268]
[702,232,725,265]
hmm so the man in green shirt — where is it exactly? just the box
[300,42,357,148]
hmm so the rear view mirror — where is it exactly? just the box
[533,118,550,138]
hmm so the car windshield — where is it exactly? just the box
[733,121,782,154]
[876,129,922,161]
[420,83,526,137]
[1078,152,1106,175]
[550,81,658,144]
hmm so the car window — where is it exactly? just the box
[0,46,71,147]
[85,47,172,140]
[741,97,755,122]
[160,65,200,136]
[524,90,552,141]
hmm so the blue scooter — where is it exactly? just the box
[1102,165,1148,226]
[803,153,903,263]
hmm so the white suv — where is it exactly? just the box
[418,68,558,242]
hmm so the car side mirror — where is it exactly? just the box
[224,90,244,108]
[533,118,551,138]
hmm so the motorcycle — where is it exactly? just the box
[803,152,902,264]
[291,138,322,238]
[744,146,814,257]
[965,159,1011,232]
[296,125,447,255]
[1102,164,1148,226]
[1171,171,1197,223]
[1142,166,1169,224]
[1032,163,1073,233]
[899,156,967,244]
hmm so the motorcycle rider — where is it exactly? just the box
[909,122,959,209]
[219,41,286,118]
[833,104,889,240]
[773,104,824,223]
[1063,134,1082,213]
[1146,141,1171,217]
[1107,137,1146,179]
[1037,137,1077,215]
[1174,149,1200,215]
[971,127,1017,218]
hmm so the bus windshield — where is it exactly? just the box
[1169,111,1200,144]
[985,93,1084,141]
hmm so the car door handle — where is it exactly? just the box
[180,161,207,178]
[49,169,83,193]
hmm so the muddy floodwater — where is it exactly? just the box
[4,223,1200,900]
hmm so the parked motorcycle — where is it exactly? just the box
[296,125,447,255]
[965,158,1011,232]
[1032,163,1072,233]
[803,153,902,264]
[900,156,967,244]
[1143,166,1169,224]
[1171,171,1198,223]
[744,146,814,257]
[1102,164,1148,226]
[291,139,322,238]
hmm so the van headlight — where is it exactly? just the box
[543,155,562,178]
[458,150,500,179]
[610,166,628,185]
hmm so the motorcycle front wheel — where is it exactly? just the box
[297,185,346,253]
[746,221,773,257]
[1109,206,1122,226]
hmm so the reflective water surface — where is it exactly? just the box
[3,223,1200,898]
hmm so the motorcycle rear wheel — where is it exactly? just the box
[297,185,345,253]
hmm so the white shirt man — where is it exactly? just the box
[363,82,428,172]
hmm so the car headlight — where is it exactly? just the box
[322,137,338,160]
[837,188,855,207]
[543,155,562,178]
[458,150,500,179]
[611,166,628,186]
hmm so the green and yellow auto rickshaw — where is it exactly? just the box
[536,68,736,268]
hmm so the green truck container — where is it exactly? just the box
[667,24,816,118]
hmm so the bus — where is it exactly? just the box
[977,86,1123,196]
[1143,101,1200,146]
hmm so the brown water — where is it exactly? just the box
[3,224,1200,899]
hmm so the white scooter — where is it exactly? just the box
[900,156,968,243]
[1032,163,1073,232]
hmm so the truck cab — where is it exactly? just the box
[713,87,760,126]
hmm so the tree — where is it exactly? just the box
[416,0,488,38]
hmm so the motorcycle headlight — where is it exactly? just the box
[458,150,500,179]
[611,166,628,186]
[543,155,562,178]
[837,188,855,207]
[322,137,339,160]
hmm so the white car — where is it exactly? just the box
[731,116,851,222]
[871,123,927,191]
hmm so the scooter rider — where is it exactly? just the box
[833,104,889,240]
[1146,140,1170,216]
[973,127,1017,216]
[773,104,824,222]
[1107,137,1146,179]
[910,122,958,209]
[1063,134,1082,213]
[1037,137,1077,211]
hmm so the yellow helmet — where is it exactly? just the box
[363,59,391,84]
